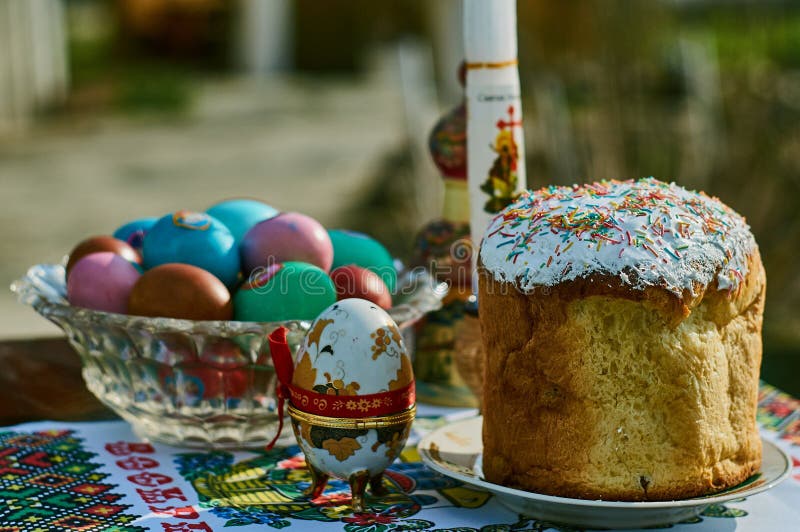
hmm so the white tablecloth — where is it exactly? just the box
[0,396,797,532]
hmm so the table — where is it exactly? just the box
[0,337,115,425]
[0,337,798,531]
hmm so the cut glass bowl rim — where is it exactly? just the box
[11,262,448,337]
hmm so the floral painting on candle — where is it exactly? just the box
[480,105,523,213]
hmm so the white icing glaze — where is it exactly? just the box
[479,178,756,296]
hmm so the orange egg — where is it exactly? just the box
[128,263,232,321]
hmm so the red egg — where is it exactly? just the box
[66,235,141,277]
[330,265,392,309]
[67,252,141,313]
[199,339,249,370]
[160,365,249,406]
[128,263,233,321]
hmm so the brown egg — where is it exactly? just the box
[128,263,233,321]
[67,235,141,277]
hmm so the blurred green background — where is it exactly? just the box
[1,0,797,396]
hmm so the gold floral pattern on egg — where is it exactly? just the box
[388,355,414,391]
[299,419,312,443]
[315,375,360,396]
[370,324,403,360]
[371,424,410,459]
[292,352,318,390]
[321,437,362,461]
[307,318,334,350]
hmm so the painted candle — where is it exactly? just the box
[464,0,527,287]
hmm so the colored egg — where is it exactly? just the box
[206,198,278,244]
[330,265,392,309]
[198,338,249,370]
[67,252,141,314]
[142,211,240,287]
[289,298,414,496]
[112,217,158,251]
[128,263,233,321]
[66,235,141,277]
[328,229,396,291]
[234,261,336,322]
[240,212,333,274]
[159,340,252,404]
[161,365,249,407]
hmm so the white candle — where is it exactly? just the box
[464,0,527,288]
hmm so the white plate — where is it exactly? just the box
[417,416,791,530]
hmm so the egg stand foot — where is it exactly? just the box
[369,473,389,496]
[348,470,370,513]
[302,462,329,499]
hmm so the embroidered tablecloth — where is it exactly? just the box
[0,383,798,532]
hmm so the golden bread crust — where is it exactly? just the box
[479,249,765,501]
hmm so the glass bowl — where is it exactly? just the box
[11,263,446,449]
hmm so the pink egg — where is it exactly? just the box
[240,212,333,274]
[67,252,141,314]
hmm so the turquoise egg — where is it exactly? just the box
[328,229,396,291]
[113,217,158,250]
[206,199,278,244]
[143,211,240,288]
[233,261,336,322]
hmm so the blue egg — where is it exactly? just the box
[206,199,278,244]
[113,217,158,251]
[143,211,240,287]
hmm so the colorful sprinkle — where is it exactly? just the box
[480,177,755,296]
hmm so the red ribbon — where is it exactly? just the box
[269,326,295,387]
[266,326,294,450]
[264,326,416,450]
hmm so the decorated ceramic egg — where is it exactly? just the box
[269,298,415,512]
[113,217,158,251]
[233,261,336,322]
[240,212,333,274]
[142,211,240,288]
[67,252,141,313]
[328,229,397,291]
[206,198,278,244]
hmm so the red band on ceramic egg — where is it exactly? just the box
[286,381,415,419]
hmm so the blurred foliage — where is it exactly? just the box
[113,68,193,114]
[65,0,232,114]
[293,0,426,72]
[511,0,800,393]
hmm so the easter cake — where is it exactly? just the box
[478,177,765,501]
